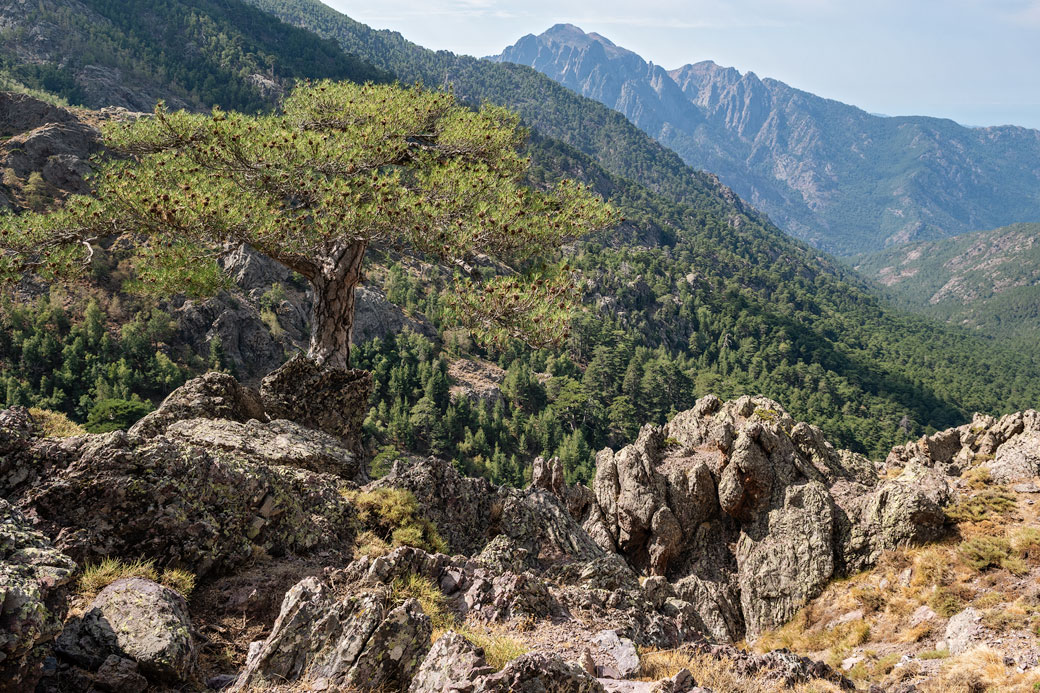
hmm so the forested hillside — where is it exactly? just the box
[4,0,1040,484]
[0,0,387,112]
[494,25,1040,255]
[853,223,1040,340]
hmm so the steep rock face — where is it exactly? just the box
[495,25,1040,254]
[0,499,77,693]
[549,395,947,640]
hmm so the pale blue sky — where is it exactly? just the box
[320,0,1040,129]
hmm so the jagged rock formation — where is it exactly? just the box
[261,354,373,452]
[373,455,606,566]
[888,408,1040,484]
[0,499,77,692]
[232,577,432,691]
[540,395,949,639]
[0,373,363,578]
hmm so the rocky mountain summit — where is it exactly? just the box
[4,359,1039,691]
[494,25,1040,255]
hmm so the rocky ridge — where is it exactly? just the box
[5,362,1039,691]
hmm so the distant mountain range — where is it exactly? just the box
[494,25,1040,256]
[853,222,1040,339]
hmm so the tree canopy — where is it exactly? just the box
[0,81,615,367]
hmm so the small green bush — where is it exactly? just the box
[959,536,1013,571]
[85,398,153,433]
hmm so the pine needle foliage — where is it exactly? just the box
[0,81,615,367]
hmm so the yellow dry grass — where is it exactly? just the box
[638,647,844,693]
[918,646,1040,693]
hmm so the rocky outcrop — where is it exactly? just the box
[542,395,948,640]
[691,642,854,690]
[0,499,77,693]
[886,409,1040,484]
[0,92,76,137]
[261,354,373,452]
[231,576,431,691]
[18,427,356,576]
[375,455,605,567]
[56,578,196,683]
[173,292,294,385]
[481,654,605,692]
[127,371,265,439]
[0,93,106,210]
[164,417,365,481]
[409,631,495,692]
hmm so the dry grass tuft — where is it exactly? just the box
[29,407,86,438]
[449,622,528,671]
[346,488,448,558]
[79,558,197,599]
[946,487,1017,523]
[390,573,455,632]
[918,646,1040,692]
[638,647,844,693]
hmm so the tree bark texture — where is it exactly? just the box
[307,241,366,370]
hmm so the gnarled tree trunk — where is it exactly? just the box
[307,240,366,370]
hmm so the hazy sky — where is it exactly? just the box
[320,0,1040,129]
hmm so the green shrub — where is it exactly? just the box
[85,398,153,433]
[959,536,1013,571]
